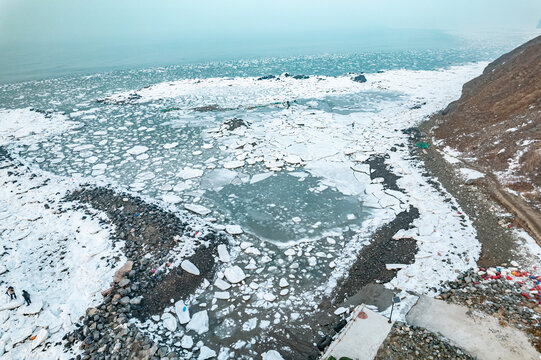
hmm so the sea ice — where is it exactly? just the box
[181,260,200,275]
[127,145,149,155]
[186,310,209,334]
[225,225,243,235]
[184,204,212,216]
[175,300,190,324]
[224,266,246,283]
[217,244,230,262]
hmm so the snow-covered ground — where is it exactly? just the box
[0,111,122,358]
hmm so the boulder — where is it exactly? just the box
[113,261,133,283]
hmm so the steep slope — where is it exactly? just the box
[432,35,541,241]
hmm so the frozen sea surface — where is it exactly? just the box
[0,41,532,358]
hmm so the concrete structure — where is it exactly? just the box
[321,306,393,360]
[406,295,539,360]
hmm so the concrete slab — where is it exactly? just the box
[321,305,393,360]
[406,295,539,360]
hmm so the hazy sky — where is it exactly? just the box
[1,0,540,46]
[0,0,539,81]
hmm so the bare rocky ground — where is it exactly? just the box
[437,267,541,353]
[374,322,474,360]
[431,35,541,239]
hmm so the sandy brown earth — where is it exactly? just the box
[430,35,541,244]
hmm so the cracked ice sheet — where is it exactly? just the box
[0,156,121,359]
[309,64,486,298]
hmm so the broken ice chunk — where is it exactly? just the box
[217,244,230,262]
[224,160,244,169]
[198,346,217,360]
[250,172,273,184]
[177,167,204,179]
[162,312,177,332]
[224,266,246,283]
[226,224,243,235]
[163,193,181,204]
[214,278,231,290]
[284,249,296,256]
[186,310,209,334]
[334,307,347,315]
[175,300,190,324]
[184,203,211,216]
[214,291,230,300]
[127,145,148,155]
[262,350,285,360]
[181,335,193,349]
[181,260,200,275]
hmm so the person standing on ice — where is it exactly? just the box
[5,286,16,300]
[22,290,31,305]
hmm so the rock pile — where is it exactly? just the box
[65,186,229,359]
[375,322,474,360]
[437,264,541,351]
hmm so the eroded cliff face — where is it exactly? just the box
[434,35,541,209]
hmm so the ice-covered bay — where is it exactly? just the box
[0,62,486,358]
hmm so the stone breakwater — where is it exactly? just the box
[64,187,228,359]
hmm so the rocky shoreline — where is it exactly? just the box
[63,186,229,359]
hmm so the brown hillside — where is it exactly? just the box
[432,35,541,241]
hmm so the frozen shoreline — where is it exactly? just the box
[0,61,513,359]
